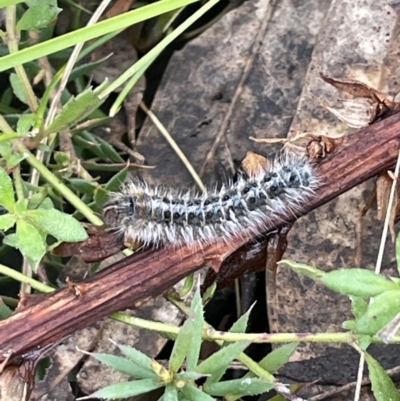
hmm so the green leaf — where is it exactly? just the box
[3,233,17,248]
[322,268,399,297]
[168,320,193,373]
[87,352,156,379]
[105,167,129,191]
[29,196,53,210]
[17,113,36,135]
[14,199,28,216]
[197,340,251,383]
[26,208,87,242]
[365,352,400,401]
[9,73,28,104]
[358,334,373,350]
[202,281,216,304]
[204,377,274,397]
[0,214,16,231]
[258,343,298,374]
[54,151,70,165]
[169,289,204,372]
[163,384,178,401]
[38,198,54,209]
[79,378,163,400]
[116,343,154,373]
[174,371,207,381]
[16,219,46,271]
[45,81,108,134]
[0,142,12,157]
[227,342,297,399]
[0,0,201,74]
[0,167,15,211]
[96,135,125,163]
[68,179,97,196]
[180,383,216,401]
[94,186,109,208]
[6,152,27,169]
[278,260,325,281]
[17,2,61,31]
[72,132,109,160]
[342,320,356,330]
[185,290,204,371]
[222,306,252,347]
[0,1,27,5]
[0,298,13,320]
[355,290,400,334]
[180,273,195,297]
[69,56,111,82]
[350,296,368,319]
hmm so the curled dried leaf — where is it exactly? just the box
[241,151,272,176]
[266,224,292,280]
[320,72,400,126]
[319,72,389,102]
[321,98,375,128]
[306,135,334,160]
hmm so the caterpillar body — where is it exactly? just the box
[102,152,318,248]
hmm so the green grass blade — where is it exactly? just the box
[0,0,201,72]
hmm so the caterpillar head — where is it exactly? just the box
[102,193,136,228]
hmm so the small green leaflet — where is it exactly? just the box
[322,268,399,297]
[17,0,62,31]
[45,81,109,134]
[26,208,87,242]
[0,167,15,212]
[365,352,400,401]
[15,219,46,271]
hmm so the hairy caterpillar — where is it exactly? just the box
[102,152,318,247]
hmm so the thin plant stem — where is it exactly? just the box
[16,142,103,226]
[5,6,39,112]
[0,110,15,133]
[110,311,400,345]
[0,132,20,141]
[354,349,364,401]
[12,165,24,201]
[141,102,205,191]
[375,150,400,274]
[20,259,32,294]
[46,0,113,129]
[13,164,31,293]
[0,263,54,293]
[354,150,400,401]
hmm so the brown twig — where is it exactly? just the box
[1,112,400,365]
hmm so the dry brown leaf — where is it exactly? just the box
[53,225,125,263]
[319,72,389,102]
[241,151,271,175]
[320,72,400,127]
